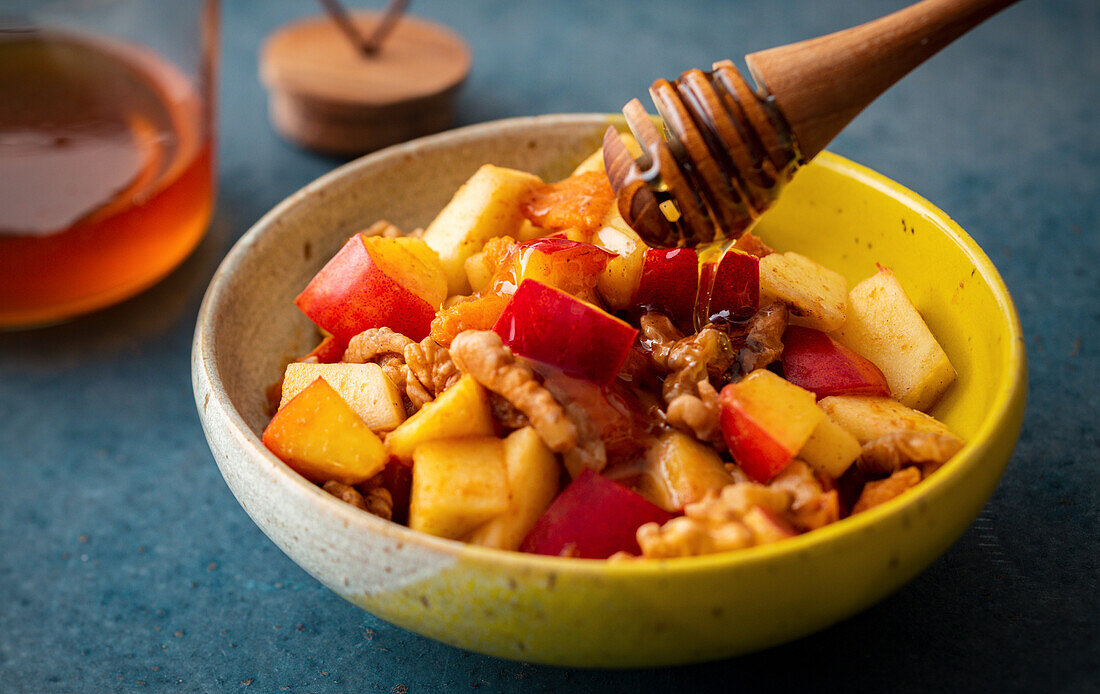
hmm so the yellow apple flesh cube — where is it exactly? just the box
[409,437,510,540]
[732,370,825,455]
[594,215,647,309]
[384,374,494,461]
[367,236,447,310]
[391,237,448,308]
[830,266,956,411]
[423,164,544,295]
[818,395,961,444]
[466,426,561,551]
[280,362,405,432]
[262,377,387,485]
[463,250,494,293]
[759,251,848,331]
[642,430,734,511]
[797,413,862,478]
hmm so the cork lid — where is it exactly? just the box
[260,10,470,155]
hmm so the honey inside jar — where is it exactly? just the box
[0,30,213,327]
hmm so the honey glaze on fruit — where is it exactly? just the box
[0,31,212,326]
[263,158,965,560]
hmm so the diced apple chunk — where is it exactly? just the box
[759,251,848,331]
[423,165,544,295]
[466,427,561,551]
[262,378,387,485]
[280,362,405,432]
[797,413,862,478]
[389,236,448,309]
[463,250,494,293]
[408,437,510,540]
[830,266,956,411]
[719,370,825,483]
[818,395,960,445]
[384,374,494,461]
[638,431,735,511]
[594,215,647,309]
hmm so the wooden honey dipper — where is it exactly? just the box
[603,0,1019,248]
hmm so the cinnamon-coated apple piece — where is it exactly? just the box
[818,395,961,445]
[408,436,510,541]
[631,247,698,331]
[781,325,891,398]
[262,377,387,486]
[830,266,956,411]
[718,370,825,483]
[519,468,674,559]
[633,430,734,511]
[759,251,848,332]
[797,413,863,479]
[422,164,544,294]
[384,374,495,461]
[279,362,405,432]
[493,279,638,386]
[465,427,562,551]
[294,233,441,342]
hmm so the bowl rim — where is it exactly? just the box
[194,113,1027,576]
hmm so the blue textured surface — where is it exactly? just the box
[1,1,1097,691]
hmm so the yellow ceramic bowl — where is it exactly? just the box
[192,115,1026,667]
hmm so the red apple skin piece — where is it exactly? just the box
[300,334,346,364]
[294,234,436,342]
[702,249,759,324]
[493,279,638,386]
[718,384,796,483]
[782,326,891,398]
[519,468,674,559]
[631,247,698,331]
[518,236,616,261]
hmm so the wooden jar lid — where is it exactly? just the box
[260,12,470,156]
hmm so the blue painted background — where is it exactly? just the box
[1,1,1096,691]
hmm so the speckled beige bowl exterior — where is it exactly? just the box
[192,114,1026,667]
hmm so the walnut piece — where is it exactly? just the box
[769,461,840,531]
[322,481,368,511]
[665,380,720,441]
[642,314,735,402]
[404,337,461,397]
[449,330,577,452]
[636,482,794,558]
[362,219,403,238]
[857,431,964,477]
[736,302,788,374]
[852,466,922,513]
[343,327,412,363]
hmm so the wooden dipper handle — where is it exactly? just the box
[746,0,1021,160]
